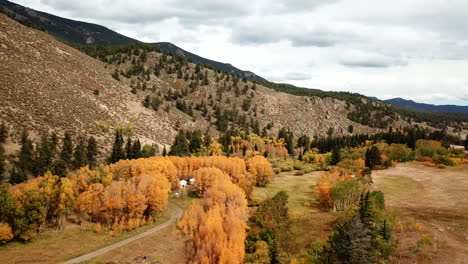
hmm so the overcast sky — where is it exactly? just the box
[13,0,468,105]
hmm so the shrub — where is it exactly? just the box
[0,224,13,243]
[388,144,413,162]
[414,140,447,161]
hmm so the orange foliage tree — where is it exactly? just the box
[1,155,266,241]
[168,156,255,199]
[315,171,357,210]
[246,156,274,187]
[0,224,13,243]
[73,159,172,230]
[192,167,230,197]
[178,173,248,264]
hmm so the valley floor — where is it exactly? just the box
[0,199,187,264]
[373,163,468,264]
[1,163,466,263]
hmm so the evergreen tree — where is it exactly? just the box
[358,192,374,231]
[125,137,133,159]
[9,167,27,184]
[203,130,212,148]
[328,214,372,264]
[169,130,189,156]
[60,132,74,167]
[162,145,167,156]
[18,130,34,175]
[297,135,310,153]
[0,144,5,182]
[365,146,382,169]
[34,136,53,176]
[109,130,125,164]
[0,123,8,143]
[203,70,209,85]
[72,139,87,170]
[50,132,59,158]
[261,127,268,138]
[143,95,151,108]
[464,134,468,150]
[331,147,341,165]
[51,160,68,178]
[86,136,98,169]
[188,130,202,153]
[132,139,142,159]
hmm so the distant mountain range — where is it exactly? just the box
[0,0,265,81]
[384,98,468,114]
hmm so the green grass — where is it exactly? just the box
[254,171,319,211]
[269,158,320,175]
[253,171,340,253]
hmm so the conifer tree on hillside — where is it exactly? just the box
[9,167,27,184]
[162,145,167,156]
[365,146,382,169]
[125,137,133,159]
[72,139,87,170]
[18,130,34,175]
[60,132,74,167]
[0,144,5,182]
[132,139,142,159]
[331,147,341,165]
[34,136,53,176]
[50,132,59,158]
[203,70,209,85]
[0,123,8,144]
[297,135,310,153]
[109,130,125,164]
[169,130,189,156]
[86,136,98,169]
[188,130,202,153]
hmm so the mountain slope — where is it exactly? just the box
[152,42,265,81]
[0,13,185,149]
[0,13,381,149]
[0,0,264,81]
[385,98,468,114]
[0,0,136,45]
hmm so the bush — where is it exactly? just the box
[0,224,13,243]
[414,140,447,161]
[388,144,413,162]
[433,155,456,166]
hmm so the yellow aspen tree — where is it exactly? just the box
[246,156,273,187]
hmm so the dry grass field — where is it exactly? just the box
[0,203,175,264]
[82,197,194,264]
[373,163,468,264]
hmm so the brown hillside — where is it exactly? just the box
[0,13,382,153]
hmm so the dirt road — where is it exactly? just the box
[64,203,183,264]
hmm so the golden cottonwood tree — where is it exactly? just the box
[178,173,248,264]
[192,167,229,197]
[246,156,273,187]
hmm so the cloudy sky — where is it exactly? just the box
[13,0,468,105]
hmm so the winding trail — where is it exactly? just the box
[64,203,183,264]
